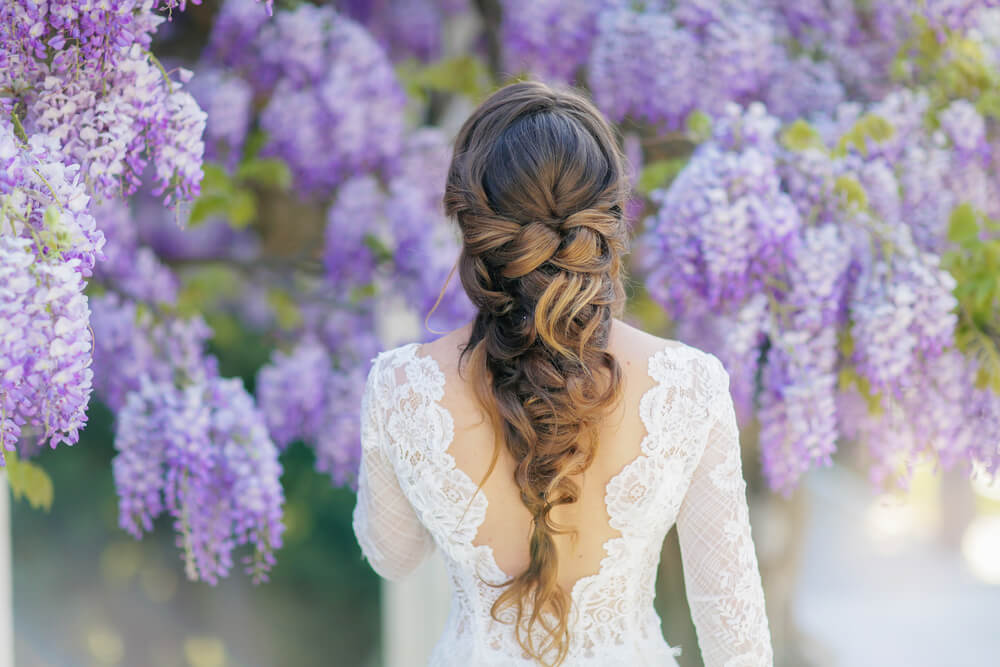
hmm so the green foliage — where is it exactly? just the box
[942,204,1000,393]
[236,158,293,191]
[362,233,394,264]
[5,450,54,511]
[894,16,1000,119]
[836,329,883,414]
[267,287,304,331]
[833,174,869,212]
[833,114,895,158]
[637,157,689,196]
[779,119,825,153]
[349,282,377,303]
[955,327,1000,393]
[190,157,292,229]
[242,129,269,162]
[396,55,492,103]
[948,203,980,244]
[176,264,242,317]
[685,110,712,144]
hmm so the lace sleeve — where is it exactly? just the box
[676,354,774,667]
[351,354,435,581]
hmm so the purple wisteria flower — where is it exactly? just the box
[91,199,179,304]
[2,3,207,204]
[642,104,801,311]
[0,122,105,462]
[757,224,852,494]
[186,68,254,169]
[849,222,958,398]
[837,346,1000,489]
[0,237,94,462]
[385,130,475,332]
[588,7,701,129]
[90,293,218,413]
[501,0,611,83]
[256,337,333,450]
[340,0,464,63]
[764,56,846,121]
[255,333,374,489]
[113,374,285,584]
[938,99,991,164]
[324,175,383,290]
[315,363,368,489]
[203,2,407,196]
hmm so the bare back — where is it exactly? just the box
[421,318,686,594]
[353,317,773,665]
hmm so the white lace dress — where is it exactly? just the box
[352,341,774,666]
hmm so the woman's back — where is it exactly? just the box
[352,318,773,666]
[353,78,771,666]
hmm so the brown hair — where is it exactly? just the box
[442,80,630,665]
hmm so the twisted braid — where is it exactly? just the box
[443,80,630,666]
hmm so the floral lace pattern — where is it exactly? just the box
[353,341,774,666]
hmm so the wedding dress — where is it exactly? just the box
[352,340,773,666]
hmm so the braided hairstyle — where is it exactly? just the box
[443,80,630,666]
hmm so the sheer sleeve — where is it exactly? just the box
[676,354,774,667]
[351,354,435,581]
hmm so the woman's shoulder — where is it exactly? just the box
[373,318,726,393]
[608,319,727,389]
[365,322,474,393]
[607,318,706,362]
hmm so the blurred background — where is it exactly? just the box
[5,1,1000,666]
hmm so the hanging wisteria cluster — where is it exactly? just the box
[196,0,474,489]
[643,92,999,494]
[200,0,407,196]
[0,123,104,462]
[0,0,207,204]
[4,0,1000,583]
[0,0,285,583]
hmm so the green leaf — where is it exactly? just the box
[836,366,883,415]
[780,119,825,152]
[189,162,237,227]
[176,265,242,316]
[973,277,995,312]
[362,233,395,264]
[200,163,231,192]
[685,110,712,143]
[241,130,269,162]
[834,114,895,157]
[398,56,490,101]
[267,288,303,331]
[236,158,292,190]
[5,451,54,511]
[43,205,60,228]
[948,203,980,244]
[349,283,378,303]
[975,89,1000,121]
[188,193,231,227]
[985,241,1000,271]
[227,189,257,228]
[637,158,689,196]
[834,175,869,212]
[838,327,855,357]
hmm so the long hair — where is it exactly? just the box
[442,80,630,666]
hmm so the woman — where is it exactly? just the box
[352,80,773,667]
